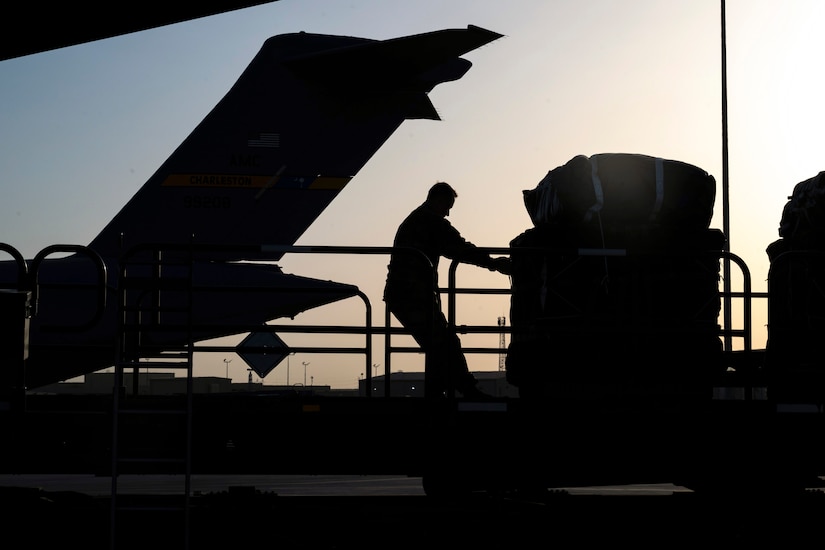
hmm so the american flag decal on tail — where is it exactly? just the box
[248,132,280,148]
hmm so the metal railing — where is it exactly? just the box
[112,241,758,398]
[117,243,437,398]
[446,247,754,355]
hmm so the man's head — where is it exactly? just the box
[426,182,457,217]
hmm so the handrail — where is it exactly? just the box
[112,240,758,398]
[29,244,108,331]
[720,250,753,353]
[0,243,28,289]
[446,245,754,363]
[118,242,434,398]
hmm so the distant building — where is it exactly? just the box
[29,371,355,397]
[30,372,226,395]
[358,371,517,398]
[30,370,516,398]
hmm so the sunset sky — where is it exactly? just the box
[2,0,823,387]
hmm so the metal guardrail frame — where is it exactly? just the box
[116,243,444,398]
[0,243,28,287]
[112,241,760,397]
[445,246,755,358]
[0,243,108,331]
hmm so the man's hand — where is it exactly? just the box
[489,256,512,275]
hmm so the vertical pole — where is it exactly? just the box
[498,316,506,372]
[721,0,733,351]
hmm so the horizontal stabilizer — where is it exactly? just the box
[22,260,360,388]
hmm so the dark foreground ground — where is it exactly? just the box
[4,480,825,549]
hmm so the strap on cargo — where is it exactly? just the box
[531,171,556,226]
[650,157,664,222]
[584,157,604,222]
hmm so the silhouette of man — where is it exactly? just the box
[384,182,511,399]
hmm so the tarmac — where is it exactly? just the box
[3,474,825,549]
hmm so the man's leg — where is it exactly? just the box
[429,317,476,396]
[388,300,474,398]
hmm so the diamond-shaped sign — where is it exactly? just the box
[237,331,290,378]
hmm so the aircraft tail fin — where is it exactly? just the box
[88,26,503,262]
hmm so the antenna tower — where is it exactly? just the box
[497,316,506,371]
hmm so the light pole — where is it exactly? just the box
[302,361,310,386]
[223,358,232,380]
[720,0,732,352]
